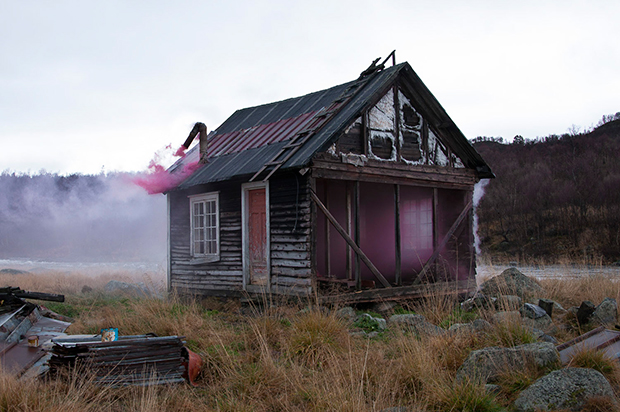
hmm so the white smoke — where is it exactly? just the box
[473,179,490,255]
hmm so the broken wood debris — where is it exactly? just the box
[48,335,195,386]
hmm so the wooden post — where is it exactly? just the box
[354,181,362,290]
[324,181,331,277]
[394,184,401,286]
[433,188,439,275]
[310,176,318,284]
[393,86,401,161]
[310,190,391,289]
[346,182,353,281]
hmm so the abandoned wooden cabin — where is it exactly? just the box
[165,56,494,303]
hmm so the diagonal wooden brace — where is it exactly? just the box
[416,200,473,281]
[311,190,391,288]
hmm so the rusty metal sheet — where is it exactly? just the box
[557,326,620,364]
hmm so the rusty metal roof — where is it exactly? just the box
[171,62,492,190]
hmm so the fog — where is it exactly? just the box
[0,171,166,263]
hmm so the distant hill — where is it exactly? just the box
[473,117,620,263]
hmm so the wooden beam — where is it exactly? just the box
[433,188,439,275]
[324,181,331,277]
[354,181,361,290]
[310,189,392,289]
[417,200,473,280]
[394,184,401,286]
[320,279,475,305]
[346,182,353,280]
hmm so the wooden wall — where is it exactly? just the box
[168,173,313,297]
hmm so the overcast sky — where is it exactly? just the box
[1,1,618,175]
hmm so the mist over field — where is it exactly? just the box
[0,171,166,263]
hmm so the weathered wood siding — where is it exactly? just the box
[168,179,244,297]
[268,172,313,294]
[168,173,313,297]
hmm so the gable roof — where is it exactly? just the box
[172,62,493,190]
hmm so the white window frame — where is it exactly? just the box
[189,192,220,262]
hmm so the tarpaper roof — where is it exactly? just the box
[171,62,492,190]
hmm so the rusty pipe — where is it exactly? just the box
[182,122,208,163]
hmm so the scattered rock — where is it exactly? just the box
[449,318,492,334]
[537,298,554,317]
[456,342,560,384]
[528,327,558,344]
[495,295,522,311]
[479,268,543,299]
[81,285,93,294]
[461,294,497,312]
[592,298,617,326]
[388,314,444,336]
[104,280,150,297]
[335,306,356,321]
[513,368,616,412]
[577,301,596,325]
[485,384,501,394]
[522,313,558,336]
[520,303,548,319]
[490,310,521,325]
[355,313,387,331]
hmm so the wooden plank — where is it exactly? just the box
[310,189,391,289]
[319,279,475,305]
[417,200,473,280]
[324,181,331,277]
[394,184,401,286]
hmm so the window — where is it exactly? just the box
[190,193,219,259]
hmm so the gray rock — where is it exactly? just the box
[495,295,523,311]
[456,342,560,384]
[104,280,150,297]
[537,298,554,317]
[336,306,356,321]
[593,297,617,326]
[490,310,521,325]
[577,301,596,325]
[449,318,492,334]
[479,268,543,299]
[461,294,497,312]
[388,314,445,336]
[522,313,558,336]
[513,368,616,412]
[528,327,558,344]
[520,303,548,319]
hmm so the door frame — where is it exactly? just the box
[241,181,270,292]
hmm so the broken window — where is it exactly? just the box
[190,192,219,259]
[367,89,396,160]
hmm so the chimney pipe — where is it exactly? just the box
[182,122,208,164]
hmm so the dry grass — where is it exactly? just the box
[3,267,620,411]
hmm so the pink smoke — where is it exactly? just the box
[132,145,200,195]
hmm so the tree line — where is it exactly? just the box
[473,115,620,263]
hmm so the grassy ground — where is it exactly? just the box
[2,270,620,411]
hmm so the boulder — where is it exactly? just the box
[104,280,150,297]
[356,313,387,331]
[520,303,548,319]
[592,298,617,326]
[479,268,543,299]
[335,306,357,321]
[449,318,492,334]
[388,314,444,336]
[522,314,558,336]
[490,310,521,325]
[576,301,596,325]
[513,368,616,412]
[460,294,497,312]
[456,342,560,384]
[495,295,522,311]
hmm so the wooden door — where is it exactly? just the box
[248,188,268,285]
